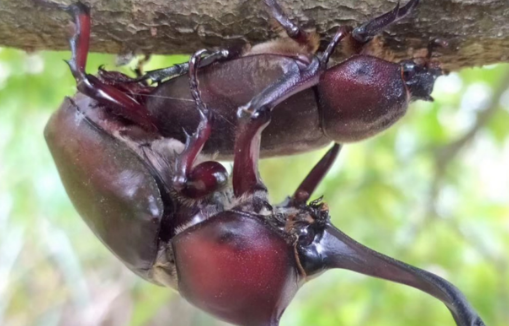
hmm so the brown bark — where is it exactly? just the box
[1,0,508,70]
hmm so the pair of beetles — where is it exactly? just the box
[42,0,486,325]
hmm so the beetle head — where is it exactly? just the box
[400,59,443,102]
[400,39,448,102]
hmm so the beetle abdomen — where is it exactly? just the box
[145,54,329,159]
[318,55,409,143]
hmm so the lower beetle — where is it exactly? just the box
[45,4,485,326]
[45,0,444,159]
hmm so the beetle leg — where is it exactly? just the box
[241,55,323,117]
[291,144,341,205]
[132,47,241,85]
[96,68,154,100]
[232,105,271,198]
[232,57,325,198]
[173,50,228,199]
[63,3,157,132]
[132,63,189,85]
[299,222,486,326]
[427,38,449,61]
[323,0,420,60]
[232,54,334,198]
[352,0,420,44]
[134,54,152,78]
[320,26,352,66]
[264,0,319,53]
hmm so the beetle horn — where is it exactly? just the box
[298,222,486,326]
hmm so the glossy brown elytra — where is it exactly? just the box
[43,1,484,326]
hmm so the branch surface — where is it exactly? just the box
[1,0,509,70]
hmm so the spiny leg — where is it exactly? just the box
[299,222,486,326]
[232,106,272,198]
[132,62,191,85]
[235,19,353,118]
[65,3,89,78]
[423,38,450,72]
[320,26,352,66]
[173,50,228,199]
[134,54,152,78]
[352,0,420,44]
[239,54,323,118]
[334,0,421,57]
[232,56,327,198]
[265,0,420,63]
[291,144,341,205]
[132,48,237,85]
[97,68,153,99]
[427,38,449,60]
[264,0,318,52]
[126,39,247,85]
[62,3,157,132]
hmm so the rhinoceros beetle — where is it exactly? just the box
[44,2,484,325]
[43,0,445,159]
[44,2,485,326]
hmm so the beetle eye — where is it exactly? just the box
[298,226,316,247]
[401,61,417,81]
[404,69,415,80]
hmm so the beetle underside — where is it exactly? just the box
[42,1,486,326]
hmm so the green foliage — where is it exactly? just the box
[0,47,507,326]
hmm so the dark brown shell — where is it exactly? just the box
[144,54,330,159]
[318,55,410,142]
[172,211,300,326]
[45,96,166,281]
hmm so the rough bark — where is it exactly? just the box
[1,0,508,70]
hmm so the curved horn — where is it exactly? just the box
[299,222,486,326]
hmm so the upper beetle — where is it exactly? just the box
[48,0,445,159]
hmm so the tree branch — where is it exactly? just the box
[1,0,508,70]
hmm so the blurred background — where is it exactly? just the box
[0,47,508,326]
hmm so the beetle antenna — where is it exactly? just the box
[411,38,448,73]
[426,38,449,62]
